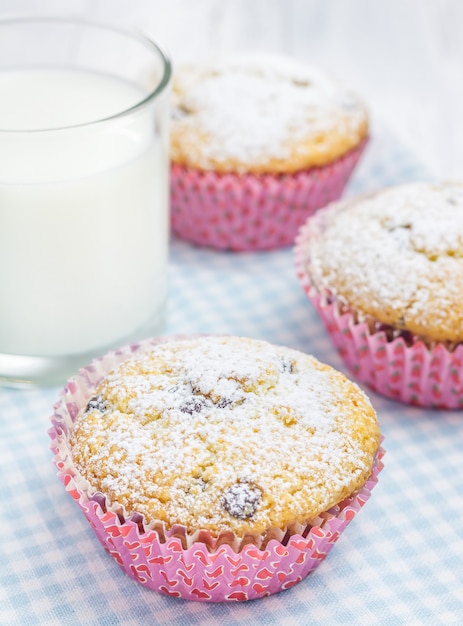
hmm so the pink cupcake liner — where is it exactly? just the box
[49,335,384,601]
[170,140,367,251]
[295,225,463,409]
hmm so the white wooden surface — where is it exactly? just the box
[1,0,462,179]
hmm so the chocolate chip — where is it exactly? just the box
[221,481,262,519]
[216,397,233,408]
[179,396,207,415]
[279,358,294,374]
[399,330,414,346]
[85,394,107,413]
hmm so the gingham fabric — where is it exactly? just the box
[1,125,462,625]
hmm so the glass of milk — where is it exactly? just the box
[0,18,171,386]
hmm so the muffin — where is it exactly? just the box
[295,181,463,408]
[170,54,369,251]
[50,335,383,602]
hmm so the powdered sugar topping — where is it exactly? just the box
[302,181,463,341]
[171,54,367,171]
[70,336,379,535]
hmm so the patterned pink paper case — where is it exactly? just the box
[49,336,384,602]
[294,222,463,409]
[170,139,367,252]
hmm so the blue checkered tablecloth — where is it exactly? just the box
[1,124,462,625]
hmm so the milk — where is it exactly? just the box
[0,68,168,358]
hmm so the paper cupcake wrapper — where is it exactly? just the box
[294,226,463,409]
[49,335,384,602]
[170,140,367,251]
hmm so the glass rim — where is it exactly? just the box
[0,16,172,133]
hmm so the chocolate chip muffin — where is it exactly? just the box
[295,181,463,407]
[171,54,368,175]
[51,335,384,600]
[169,53,369,250]
[69,335,380,538]
[297,181,463,346]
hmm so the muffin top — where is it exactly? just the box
[70,336,380,537]
[299,181,463,343]
[171,54,368,174]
